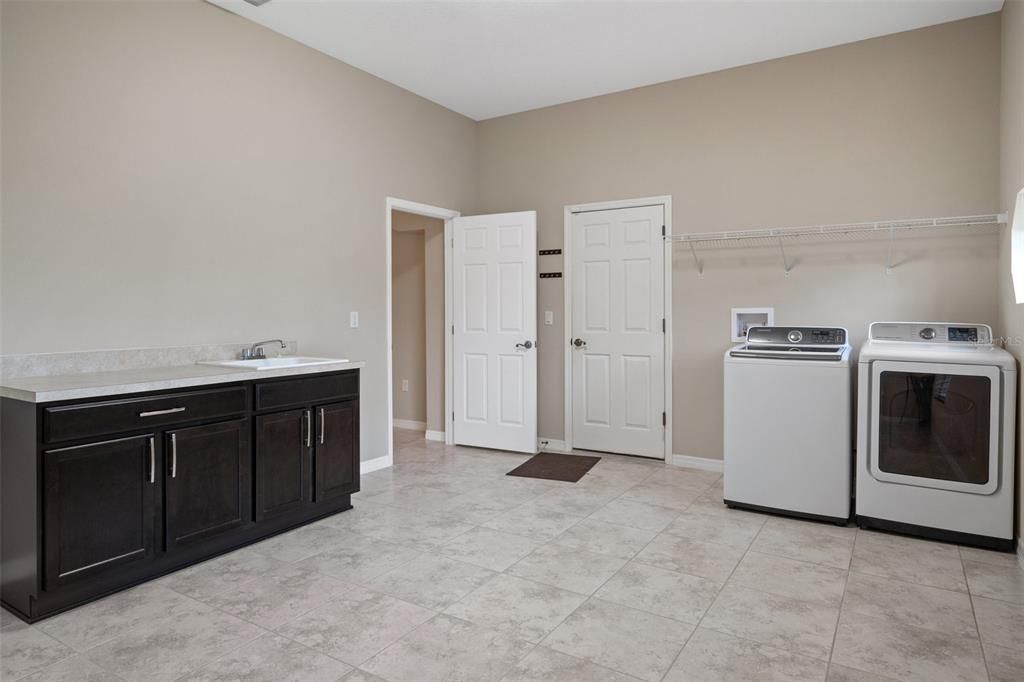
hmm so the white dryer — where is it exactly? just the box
[724,326,853,523]
[856,322,1016,551]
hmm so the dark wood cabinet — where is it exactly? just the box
[315,400,359,503]
[1,368,359,623]
[255,409,310,520]
[43,387,247,444]
[165,419,250,550]
[255,373,358,411]
[42,435,157,589]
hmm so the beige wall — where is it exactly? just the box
[1,2,1009,475]
[997,0,1024,541]
[478,14,1002,459]
[391,228,426,423]
[391,210,446,432]
[0,1,478,462]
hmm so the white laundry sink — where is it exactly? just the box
[199,356,348,371]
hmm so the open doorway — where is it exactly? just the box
[384,198,539,468]
[384,198,459,469]
[391,210,445,440]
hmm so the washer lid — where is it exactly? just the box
[728,345,848,361]
[731,326,850,362]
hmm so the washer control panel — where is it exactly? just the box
[870,322,992,345]
[746,327,847,347]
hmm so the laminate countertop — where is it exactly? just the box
[0,360,365,403]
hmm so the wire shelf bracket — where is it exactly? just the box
[666,213,1007,276]
[688,241,704,278]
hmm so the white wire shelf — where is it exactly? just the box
[667,213,1007,276]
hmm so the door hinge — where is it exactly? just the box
[662,318,666,333]
[452,325,455,335]
[662,411,666,426]
[662,225,666,237]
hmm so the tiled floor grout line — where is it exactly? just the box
[345,445,608,679]
[4,629,79,682]
[99,592,274,681]
[961,554,995,682]
[153,525,443,681]
[373,453,645,681]
[341,608,446,678]
[412,456,724,681]
[656,499,766,681]
[824,550,853,679]
[530,473,720,682]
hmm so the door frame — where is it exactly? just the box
[385,197,461,469]
[562,195,673,461]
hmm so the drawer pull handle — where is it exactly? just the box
[148,437,155,484]
[319,407,325,445]
[170,433,178,478]
[139,407,186,418]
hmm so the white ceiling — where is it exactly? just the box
[210,0,1004,121]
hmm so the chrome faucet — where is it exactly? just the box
[241,339,286,360]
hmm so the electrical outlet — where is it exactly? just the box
[401,379,409,392]
[544,310,554,325]
[350,311,359,328]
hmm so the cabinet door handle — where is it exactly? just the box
[148,436,155,484]
[170,433,177,478]
[319,407,325,445]
[305,410,312,448]
[138,407,186,418]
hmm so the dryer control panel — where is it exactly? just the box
[869,322,992,345]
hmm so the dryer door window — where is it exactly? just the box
[870,361,1001,495]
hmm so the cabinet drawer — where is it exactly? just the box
[255,371,358,411]
[43,387,248,444]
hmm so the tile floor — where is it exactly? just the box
[3,428,1023,681]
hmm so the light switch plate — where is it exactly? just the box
[544,311,554,325]
[350,311,359,328]
[401,379,409,392]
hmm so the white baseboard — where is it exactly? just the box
[393,419,426,431]
[425,429,445,442]
[538,438,571,453]
[361,455,392,474]
[672,454,724,473]
[1018,540,1024,570]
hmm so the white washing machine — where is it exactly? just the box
[856,322,1016,551]
[724,326,853,523]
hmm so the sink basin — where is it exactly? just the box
[199,356,349,371]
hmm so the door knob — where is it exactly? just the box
[516,340,534,350]
[572,338,586,348]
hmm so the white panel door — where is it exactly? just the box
[453,211,538,453]
[571,205,665,458]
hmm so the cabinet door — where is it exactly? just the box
[255,409,310,520]
[43,435,157,588]
[165,419,250,550]
[314,400,359,502]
